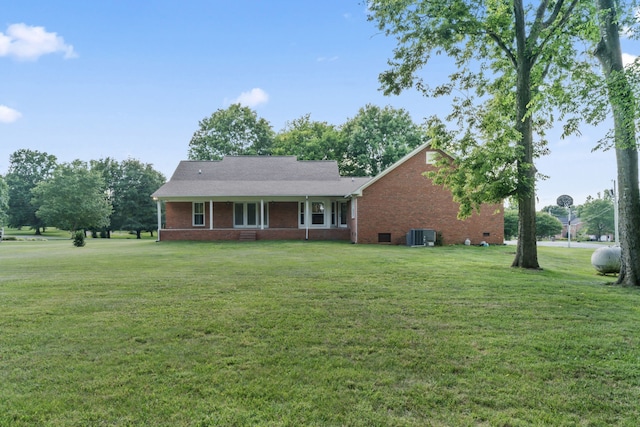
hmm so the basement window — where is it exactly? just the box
[378,233,391,243]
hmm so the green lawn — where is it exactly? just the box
[1,239,639,426]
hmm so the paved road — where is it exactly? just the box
[504,240,616,249]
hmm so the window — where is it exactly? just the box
[378,233,391,243]
[193,202,205,226]
[339,202,348,227]
[300,200,331,228]
[331,202,348,227]
[426,151,438,165]
[234,202,267,228]
[311,202,325,225]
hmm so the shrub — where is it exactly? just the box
[73,230,86,247]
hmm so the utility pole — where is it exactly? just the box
[613,180,620,244]
[557,194,574,248]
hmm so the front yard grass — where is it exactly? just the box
[1,240,639,426]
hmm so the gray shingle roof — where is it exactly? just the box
[152,156,371,198]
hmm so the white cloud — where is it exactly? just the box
[232,88,269,108]
[0,105,22,123]
[623,53,638,68]
[0,23,77,61]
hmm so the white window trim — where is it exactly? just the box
[338,201,349,228]
[234,202,268,228]
[299,199,334,229]
[193,202,205,227]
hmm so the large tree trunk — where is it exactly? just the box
[594,0,640,285]
[512,0,540,269]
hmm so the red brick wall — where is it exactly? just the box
[269,202,298,228]
[214,203,233,228]
[165,202,196,229]
[159,228,350,241]
[355,147,504,245]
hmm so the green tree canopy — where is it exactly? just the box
[577,192,615,241]
[188,104,275,160]
[112,159,166,238]
[504,209,519,240]
[91,158,166,238]
[536,212,563,240]
[339,104,424,176]
[367,0,588,269]
[272,114,345,162]
[31,160,112,233]
[540,205,569,219]
[0,175,9,227]
[5,149,57,233]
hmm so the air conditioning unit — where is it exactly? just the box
[406,229,436,246]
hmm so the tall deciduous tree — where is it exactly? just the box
[367,0,585,269]
[340,104,424,176]
[31,161,112,233]
[272,114,345,162]
[592,0,640,285]
[112,159,166,239]
[5,149,57,234]
[188,104,275,160]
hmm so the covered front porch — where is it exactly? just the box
[154,196,353,242]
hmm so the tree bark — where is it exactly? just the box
[512,0,540,269]
[594,0,640,285]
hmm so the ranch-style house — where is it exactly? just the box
[151,142,504,245]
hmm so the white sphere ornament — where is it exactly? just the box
[591,246,621,275]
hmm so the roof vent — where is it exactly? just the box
[198,169,202,174]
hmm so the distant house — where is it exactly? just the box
[554,215,584,240]
[151,143,504,245]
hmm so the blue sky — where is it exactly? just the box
[0,1,638,208]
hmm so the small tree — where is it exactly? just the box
[577,193,615,241]
[72,230,85,247]
[31,161,112,232]
[536,212,563,240]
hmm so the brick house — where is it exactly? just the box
[151,143,504,245]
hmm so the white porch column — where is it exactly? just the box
[260,199,265,230]
[209,200,213,230]
[156,199,162,242]
[305,197,309,240]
